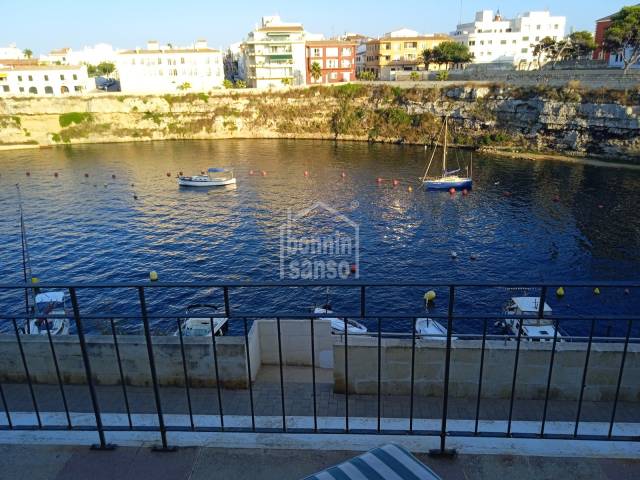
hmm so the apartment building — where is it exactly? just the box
[40,44,118,66]
[116,40,223,93]
[364,29,450,80]
[306,40,356,84]
[242,16,322,88]
[0,44,24,60]
[0,63,90,96]
[452,10,566,69]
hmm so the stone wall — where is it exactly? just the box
[0,333,253,389]
[334,336,640,402]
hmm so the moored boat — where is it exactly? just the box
[422,117,473,190]
[178,168,236,187]
[415,317,454,340]
[28,291,71,335]
[313,306,367,335]
[175,304,229,337]
[497,297,561,342]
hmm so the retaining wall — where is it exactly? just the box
[333,336,640,402]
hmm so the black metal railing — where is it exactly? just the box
[0,280,638,454]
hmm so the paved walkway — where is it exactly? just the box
[1,444,638,480]
[1,366,638,429]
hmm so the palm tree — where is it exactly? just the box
[23,49,33,59]
[310,61,322,82]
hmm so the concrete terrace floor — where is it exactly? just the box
[1,366,638,427]
[1,444,639,480]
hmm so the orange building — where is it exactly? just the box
[306,40,356,84]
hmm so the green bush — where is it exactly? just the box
[58,112,92,128]
[436,71,449,81]
[409,72,420,81]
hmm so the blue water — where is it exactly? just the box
[0,139,639,337]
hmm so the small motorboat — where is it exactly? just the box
[313,306,367,335]
[497,297,561,342]
[415,317,454,340]
[28,291,71,335]
[178,168,236,187]
[422,117,473,190]
[175,304,229,337]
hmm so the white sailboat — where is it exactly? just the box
[422,117,473,190]
[178,168,236,187]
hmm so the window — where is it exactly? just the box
[501,40,507,45]
[330,72,338,79]
[19,87,24,92]
[2,85,8,92]
[73,74,77,80]
[158,58,162,64]
[28,75,33,81]
[326,59,338,68]
[44,86,53,94]
[180,57,185,64]
[312,48,321,57]
[18,75,22,81]
[384,55,391,61]
[341,59,351,68]
[28,86,37,94]
[383,43,391,50]
[468,41,475,46]
[60,74,65,80]
[521,48,528,53]
[523,36,529,41]
[535,36,540,41]
[74,86,82,92]
[44,75,49,81]
[488,40,492,45]
[404,42,417,48]
[536,25,541,30]
[480,40,484,45]
[342,47,351,56]
[554,24,559,29]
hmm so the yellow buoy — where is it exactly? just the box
[149,271,159,282]
[408,186,413,192]
[556,287,565,297]
[424,290,436,303]
[594,287,601,295]
[31,277,39,284]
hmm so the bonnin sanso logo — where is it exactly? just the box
[279,201,359,280]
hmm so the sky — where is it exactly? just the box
[2,0,632,55]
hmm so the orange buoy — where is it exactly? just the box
[393,179,400,186]
[449,187,456,194]
[262,170,267,176]
[166,172,171,177]
[304,170,309,177]
[249,170,254,175]
[376,177,383,184]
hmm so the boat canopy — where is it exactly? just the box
[35,291,64,304]
[208,168,230,173]
[512,297,552,314]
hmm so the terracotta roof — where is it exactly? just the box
[119,48,220,55]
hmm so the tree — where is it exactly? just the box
[605,5,640,73]
[532,36,558,68]
[234,80,247,88]
[432,41,473,69]
[177,82,191,91]
[568,31,596,59]
[409,71,420,81]
[23,49,33,59]
[357,71,375,81]
[86,64,98,77]
[310,61,322,82]
[223,79,234,89]
[96,62,115,78]
[421,48,436,71]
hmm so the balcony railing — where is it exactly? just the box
[0,280,637,454]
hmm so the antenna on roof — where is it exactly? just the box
[458,0,463,24]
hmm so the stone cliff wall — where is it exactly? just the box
[0,83,638,160]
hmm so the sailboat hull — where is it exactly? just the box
[424,178,473,190]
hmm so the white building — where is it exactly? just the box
[0,64,90,96]
[40,44,118,66]
[452,10,566,69]
[609,48,640,69]
[116,40,224,93]
[0,44,25,60]
[242,16,321,88]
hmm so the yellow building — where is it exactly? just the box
[364,29,451,80]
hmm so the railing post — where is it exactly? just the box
[429,286,457,457]
[137,286,175,452]
[69,288,115,450]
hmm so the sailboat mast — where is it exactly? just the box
[16,185,35,317]
[442,117,448,175]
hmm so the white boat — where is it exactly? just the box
[498,297,561,342]
[178,168,236,187]
[422,117,473,190]
[415,317,455,340]
[28,291,71,335]
[175,304,228,337]
[313,306,367,335]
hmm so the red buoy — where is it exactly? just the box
[462,189,468,196]
[249,170,254,175]
[504,191,512,197]
[449,187,456,194]
[262,170,267,176]
[350,264,357,274]
[376,177,383,184]
[393,179,400,186]
[166,172,171,177]
[304,170,309,177]
[341,172,346,178]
